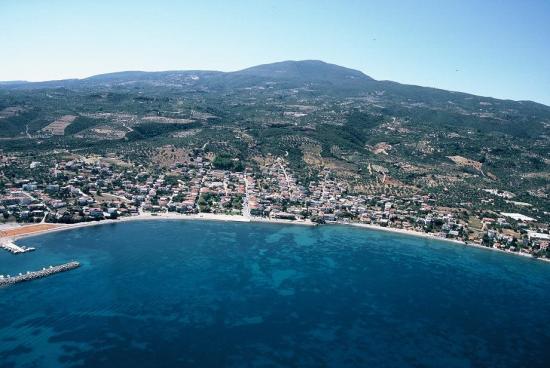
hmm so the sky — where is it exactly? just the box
[1,0,549,105]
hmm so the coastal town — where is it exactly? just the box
[1,147,548,261]
[3,2,550,366]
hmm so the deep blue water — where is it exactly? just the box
[1,220,549,368]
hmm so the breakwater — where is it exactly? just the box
[0,261,80,286]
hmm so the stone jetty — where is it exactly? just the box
[0,261,80,286]
[0,241,35,254]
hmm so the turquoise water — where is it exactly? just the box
[1,220,549,367]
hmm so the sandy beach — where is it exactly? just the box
[1,213,548,263]
[1,213,247,241]
[0,224,60,238]
[345,222,467,245]
[1,212,321,242]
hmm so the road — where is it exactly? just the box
[242,176,251,219]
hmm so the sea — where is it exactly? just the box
[1,220,549,367]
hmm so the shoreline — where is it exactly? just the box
[342,222,549,263]
[4,212,316,241]
[2,213,548,264]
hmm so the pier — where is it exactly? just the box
[0,241,36,254]
[0,261,80,286]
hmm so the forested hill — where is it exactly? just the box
[1,60,549,219]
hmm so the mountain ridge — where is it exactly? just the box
[0,60,547,107]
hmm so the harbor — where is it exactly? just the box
[0,237,81,286]
[0,261,80,286]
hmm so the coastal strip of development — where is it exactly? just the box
[0,261,80,286]
[1,149,548,263]
[2,211,548,264]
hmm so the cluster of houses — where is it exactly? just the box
[0,151,548,258]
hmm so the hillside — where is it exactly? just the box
[0,60,549,220]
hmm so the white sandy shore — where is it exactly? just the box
[345,222,466,244]
[6,212,315,241]
[3,213,548,263]
[7,213,243,241]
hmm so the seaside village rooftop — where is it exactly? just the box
[0,148,548,260]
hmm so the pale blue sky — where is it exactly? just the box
[1,0,549,105]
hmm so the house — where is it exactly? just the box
[89,208,104,219]
[528,231,550,241]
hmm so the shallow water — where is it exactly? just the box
[1,220,549,367]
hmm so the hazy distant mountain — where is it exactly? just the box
[0,80,28,85]
[1,60,548,108]
[82,70,223,84]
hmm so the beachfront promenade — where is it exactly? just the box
[0,261,80,286]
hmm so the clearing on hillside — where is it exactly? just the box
[41,115,77,135]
